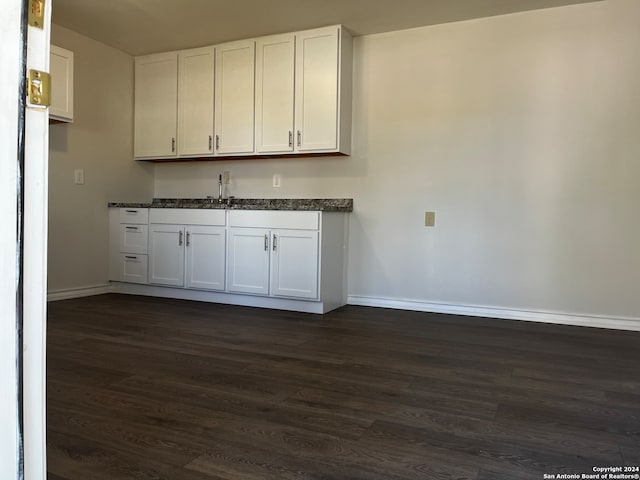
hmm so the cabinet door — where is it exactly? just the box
[186,226,226,291]
[50,45,74,122]
[255,34,295,154]
[214,40,255,155]
[271,230,319,299]
[295,27,339,152]
[134,52,178,158]
[118,254,149,284]
[178,47,215,157]
[149,224,184,286]
[119,224,148,254]
[227,228,270,295]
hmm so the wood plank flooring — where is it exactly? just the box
[47,294,640,479]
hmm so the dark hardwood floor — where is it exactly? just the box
[47,294,640,479]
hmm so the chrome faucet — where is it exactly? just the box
[217,174,223,203]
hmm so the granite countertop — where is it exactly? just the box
[108,198,353,212]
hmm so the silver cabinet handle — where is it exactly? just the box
[179,230,183,246]
[288,131,293,148]
[125,226,139,230]
[272,234,277,251]
[297,130,301,147]
[264,234,269,251]
[215,135,220,150]
[124,256,138,260]
[125,209,138,214]
[186,231,190,247]
[209,135,213,151]
[171,137,176,152]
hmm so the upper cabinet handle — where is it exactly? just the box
[288,131,293,148]
[297,130,301,147]
[171,137,176,152]
[209,135,213,151]
[215,135,220,150]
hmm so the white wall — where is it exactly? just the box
[154,0,640,322]
[48,25,154,293]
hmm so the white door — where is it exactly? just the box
[149,224,185,286]
[295,26,339,152]
[227,228,270,295]
[271,230,319,299]
[255,34,295,153]
[1,1,50,478]
[134,52,178,158]
[214,40,255,155]
[186,226,226,291]
[178,47,215,157]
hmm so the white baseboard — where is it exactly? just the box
[47,284,113,302]
[347,295,640,332]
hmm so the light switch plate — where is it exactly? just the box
[424,211,435,227]
[273,174,281,188]
[74,169,84,185]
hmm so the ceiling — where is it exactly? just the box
[52,0,601,56]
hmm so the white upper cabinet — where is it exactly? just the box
[50,45,74,122]
[178,47,215,157]
[255,34,295,154]
[295,26,352,155]
[214,40,255,155]
[133,25,351,160]
[134,52,178,159]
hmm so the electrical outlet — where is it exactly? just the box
[424,211,435,227]
[74,169,85,185]
[273,174,281,188]
[222,171,230,184]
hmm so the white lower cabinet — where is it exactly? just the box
[227,227,318,298]
[110,207,348,313]
[185,226,226,290]
[149,224,185,287]
[227,211,320,300]
[109,208,149,284]
[270,230,319,299]
[148,209,227,291]
[227,228,271,295]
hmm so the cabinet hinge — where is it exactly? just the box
[27,69,51,107]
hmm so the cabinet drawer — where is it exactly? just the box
[119,224,148,254]
[149,208,226,226]
[229,210,319,230]
[119,208,149,224]
[118,253,148,284]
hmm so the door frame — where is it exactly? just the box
[0,0,51,478]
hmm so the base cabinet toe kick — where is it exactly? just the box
[108,205,350,313]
